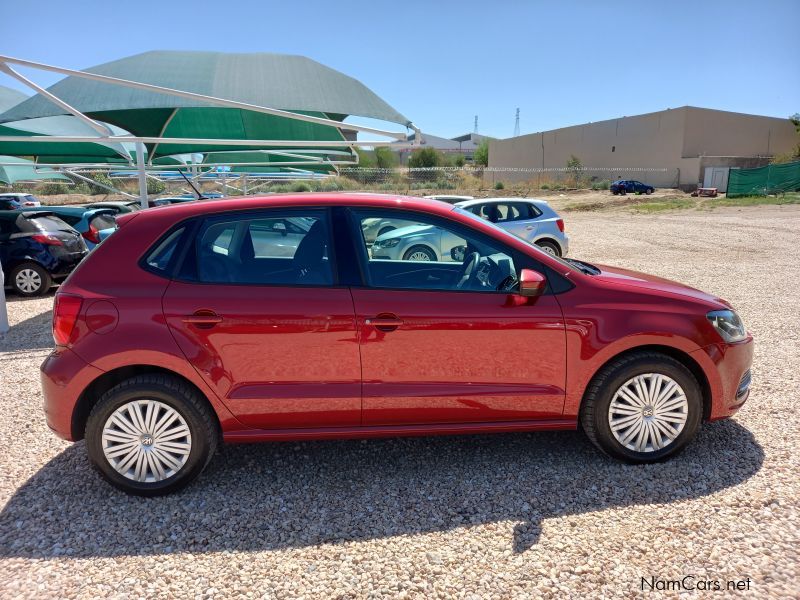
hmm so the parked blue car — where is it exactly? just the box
[0,210,88,296]
[24,206,117,250]
[610,180,655,195]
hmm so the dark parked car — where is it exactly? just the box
[0,210,88,296]
[610,180,655,195]
[29,206,118,250]
[42,194,753,495]
[0,193,41,209]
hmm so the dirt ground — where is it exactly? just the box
[0,204,798,598]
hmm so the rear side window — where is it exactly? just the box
[145,227,186,274]
[58,215,81,226]
[190,210,333,286]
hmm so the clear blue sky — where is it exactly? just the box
[2,0,798,139]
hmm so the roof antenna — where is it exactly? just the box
[179,170,206,200]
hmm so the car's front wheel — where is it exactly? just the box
[403,245,436,261]
[580,352,702,463]
[86,374,218,496]
[10,262,51,297]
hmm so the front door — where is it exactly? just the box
[349,208,567,426]
[162,208,361,430]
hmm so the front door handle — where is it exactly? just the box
[182,310,223,327]
[365,314,404,332]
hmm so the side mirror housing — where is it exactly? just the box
[518,268,546,297]
[450,245,466,262]
[272,222,288,236]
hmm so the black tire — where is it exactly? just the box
[9,262,51,297]
[580,352,702,463]
[536,240,562,257]
[403,245,436,261]
[646,188,653,195]
[377,226,396,238]
[85,374,219,496]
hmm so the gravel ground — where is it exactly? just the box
[0,204,798,599]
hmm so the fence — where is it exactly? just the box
[335,166,680,193]
[727,161,800,197]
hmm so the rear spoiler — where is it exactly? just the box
[19,210,56,219]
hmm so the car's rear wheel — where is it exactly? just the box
[403,245,436,261]
[536,240,561,257]
[86,374,218,496]
[580,352,702,463]
[10,262,51,297]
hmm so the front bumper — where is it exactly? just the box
[690,337,754,420]
[41,346,103,441]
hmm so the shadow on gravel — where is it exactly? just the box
[0,309,53,352]
[0,420,762,558]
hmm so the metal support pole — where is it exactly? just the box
[135,141,148,209]
[0,262,8,337]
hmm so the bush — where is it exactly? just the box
[474,140,489,166]
[540,183,550,190]
[591,179,611,190]
[494,181,505,190]
[407,147,442,169]
[147,178,166,195]
[452,154,466,168]
[291,182,311,193]
[374,147,398,169]
[39,182,69,195]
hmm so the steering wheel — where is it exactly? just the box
[456,252,480,290]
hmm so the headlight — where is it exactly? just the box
[707,310,747,343]
[374,238,400,248]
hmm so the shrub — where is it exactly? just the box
[452,154,466,168]
[374,147,398,169]
[494,181,505,190]
[39,182,69,195]
[147,178,166,194]
[474,140,489,166]
[291,182,311,193]
[540,183,551,190]
[407,147,442,168]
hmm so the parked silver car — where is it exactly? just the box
[455,198,568,256]
[371,198,569,262]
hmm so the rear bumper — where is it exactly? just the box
[41,347,103,441]
[690,337,754,420]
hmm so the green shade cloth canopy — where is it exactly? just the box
[0,51,410,162]
[0,84,135,163]
[0,155,69,185]
[199,149,355,174]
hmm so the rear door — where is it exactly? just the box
[162,208,362,430]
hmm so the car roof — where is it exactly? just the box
[139,193,458,223]
[455,197,549,208]
[38,205,114,216]
[0,192,35,198]
[0,209,53,220]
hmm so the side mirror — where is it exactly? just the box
[272,222,287,236]
[450,245,466,262]
[518,268,546,297]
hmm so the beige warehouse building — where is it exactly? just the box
[488,107,797,191]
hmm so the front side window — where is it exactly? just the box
[352,209,519,293]
[192,210,333,286]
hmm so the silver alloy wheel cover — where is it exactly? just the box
[102,399,192,483]
[540,244,557,256]
[407,250,432,261]
[608,373,689,453]
[15,268,41,293]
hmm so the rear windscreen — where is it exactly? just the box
[91,213,117,230]
[22,216,73,233]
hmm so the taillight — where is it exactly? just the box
[30,233,64,246]
[53,293,82,346]
[82,225,100,244]
[556,218,565,232]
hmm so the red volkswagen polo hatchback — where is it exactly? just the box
[41,194,753,495]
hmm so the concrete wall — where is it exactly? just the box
[489,106,797,189]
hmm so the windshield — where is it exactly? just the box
[452,206,580,272]
[91,213,117,231]
[22,215,74,233]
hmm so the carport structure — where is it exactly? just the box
[0,51,420,207]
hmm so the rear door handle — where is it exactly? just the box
[365,315,404,331]
[182,311,223,327]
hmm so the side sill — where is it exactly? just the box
[223,419,578,444]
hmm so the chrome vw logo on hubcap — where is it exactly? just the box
[140,434,154,447]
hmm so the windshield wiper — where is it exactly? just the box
[565,258,600,275]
